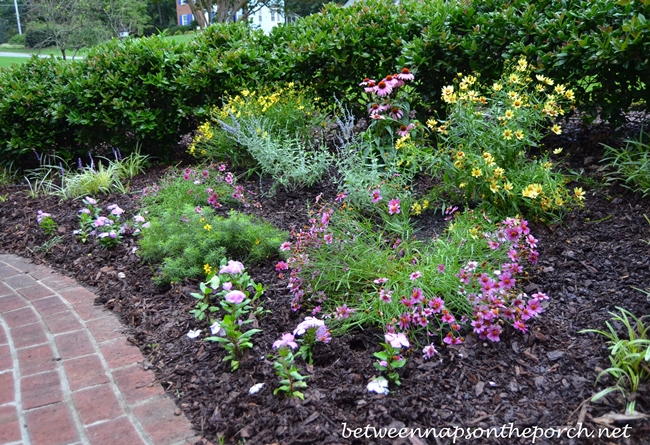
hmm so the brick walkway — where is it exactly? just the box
[0,254,200,445]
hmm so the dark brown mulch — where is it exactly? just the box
[1,118,650,445]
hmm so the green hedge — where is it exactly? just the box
[0,0,648,166]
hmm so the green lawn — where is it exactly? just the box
[160,33,198,43]
[0,57,27,68]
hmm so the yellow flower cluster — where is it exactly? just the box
[188,122,215,156]
[410,199,429,216]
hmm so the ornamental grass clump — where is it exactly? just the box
[428,57,583,222]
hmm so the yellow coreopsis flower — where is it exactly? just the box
[455,151,466,159]
[536,84,546,92]
[442,85,454,96]
[454,160,464,169]
[493,83,503,92]
[504,110,514,119]
[204,264,212,275]
[554,84,566,94]
[204,224,212,231]
[503,129,513,140]
[493,167,505,178]
[471,167,482,177]
[489,182,501,193]
[504,182,514,193]
[551,124,562,135]
[565,89,575,101]
[522,184,543,199]
[515,130,524,140]
[411,202,422,215]
[426,118,437,131]
[509,73,520,84]
[553,148,563,154]
[513,99,523,109]
[574,187,586,201]
[555,196,565,206]
[459,182,467,188]
[422,199,429,209]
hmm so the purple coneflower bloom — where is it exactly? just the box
[397,67,415,81]
[389,107,403,120]
[397,123,414,137]
[374,81,392,97]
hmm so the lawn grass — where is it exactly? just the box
[0,57,27,68]
[160,33,198,43]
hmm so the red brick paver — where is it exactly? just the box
[0,254,199,445]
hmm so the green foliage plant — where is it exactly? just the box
[189,260,264,371]
[428,58,582,222]
[580,307,650,414]
[601,127,650,197]
[36,210,58,237]
[138,166,285,283]
[271,334,309,400]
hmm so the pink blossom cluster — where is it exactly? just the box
[461,217,546,342]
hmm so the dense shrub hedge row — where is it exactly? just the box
[0,0,647,165]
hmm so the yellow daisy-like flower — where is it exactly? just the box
[536,74,547,82]
[455,151,466,159]
[489,182,501,193]
[469,227,480,239]
[574,187,586,201]
[551,124,562,135]
[204,264,212,275]
[503,129,513,140]
[518,58,528,69]
[554,84,566,94]
[509,73,520,84]
[462,75,477,85]
[426,118,437,131]
[504,110,514,119]
[459,182,467,188]
[395,135,410,150]
[536,84,546,92]
[555,196,565,206]
[512,99,523,109]
[442,85,454,96]
[493,167,505,178]
[553,147,563,154]
[437,125,448,134]
[493,83,503,92]
[522,184,543,199]
[200,217,205,222]
[422,199,429,209]
[467,90,478,101]
[515,130,524,140]
[204,224,212,231]
[454,160,464,169]
[545,78,555,86]
[507,91,518,100]
[411,202,422,216]
[241,89,250,97]
[504,182,514,192]
[482,152,494,164]
[543,161,553,169]
[565,89,575,101]
[471,167,482,178]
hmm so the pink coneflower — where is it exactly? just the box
[488,240,500,250]
[388,198,401,215]
[369,103,381,115]
[389,107,403,120]
[335,191,347,202]
[359,77,375,86]
[371,114,385,120]
[397,123,414,137]
[383,74,399,88]
[324,233,333,244]
[374,81,392,97]
[364,81,377,93]
[437,264,445,274]
[371,189,382,203]
[280,242,292,251]
[373,277,388,284]
[397,67,415,81]
[202,170,209,178]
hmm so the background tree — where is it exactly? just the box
[147,0,176,28]
[102,0,149,36]
[285,0,329,17]
[0,0,26,43]
[27,0,109,59]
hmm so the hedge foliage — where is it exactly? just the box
[0,0,648,165]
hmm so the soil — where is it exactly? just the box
[2,114,650,445]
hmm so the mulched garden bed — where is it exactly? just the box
[1,116,650,445]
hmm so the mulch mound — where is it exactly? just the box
[1,116,650,445]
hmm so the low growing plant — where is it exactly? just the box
[601,128,650,197]
[580,307,650,414]
[74,196,148,248]
[271,333,309,400]
[36,210,58,237]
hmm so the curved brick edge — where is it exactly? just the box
[0,254,204,445]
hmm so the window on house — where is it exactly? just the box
[180,13,193,26]
[178,0,188,5]
[270,11,275,22]
[259,13,263,23]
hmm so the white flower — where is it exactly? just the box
[209,321,226,336]
[367,376,389,395]
[117,272,126,279]
[248,383,265,394]
[186,329,201,339]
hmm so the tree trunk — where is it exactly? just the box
[157,3,163,26]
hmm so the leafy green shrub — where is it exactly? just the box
[24,23,54,48]
[8,33,25,46]
[601,128,650,197]
[138,205,286,283]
